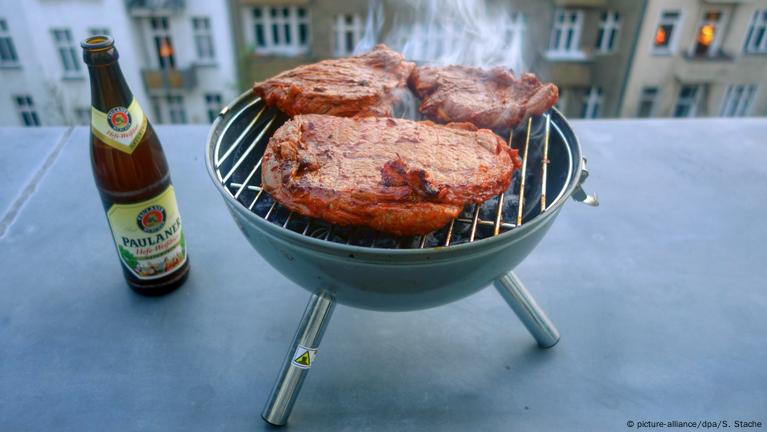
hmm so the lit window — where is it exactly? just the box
[693,10,724,57]
[673,85,700,118]
[192,17,215,61]
[249,6,309,56]
[150,17,175,69]
[51,28,81,75]
[720,84,757,117]
[333,14,364,57]
[744,10,767,54]
[14,95,40,127]
[205,93,222,123]
[653,11,681,54]
[548,9,584,55]
[637,87,658,118]
[595,11,620,54]
[580,87,603,119]
[0,19,19,67]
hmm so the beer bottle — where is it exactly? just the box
[82,36,189,295]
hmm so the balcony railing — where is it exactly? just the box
[125,0,185,16]
[142,66,197,91]
[682,50,735,62]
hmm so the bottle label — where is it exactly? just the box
[106,185,187,280]
[91,98,148,154]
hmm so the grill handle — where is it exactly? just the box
[571,158,599,207]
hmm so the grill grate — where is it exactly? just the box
[213,97,572,249]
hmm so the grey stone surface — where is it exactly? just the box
[1,120,766,431]
[0,127,68,235]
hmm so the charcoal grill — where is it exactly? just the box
[206,90,598,425]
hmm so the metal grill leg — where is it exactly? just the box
[494,272,560,348]
[262,291,335,426]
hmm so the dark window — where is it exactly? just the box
[637,87,658,118]
[0,18,19,65]
[14,95,40,127]
[205,93,222,123]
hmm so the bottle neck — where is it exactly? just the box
[87,61,134,112]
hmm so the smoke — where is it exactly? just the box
[355,0,526,73]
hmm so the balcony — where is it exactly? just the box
[674,50,735,83]
[142,66,197,91]
[125,0,185,16]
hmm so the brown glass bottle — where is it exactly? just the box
[82,36,189,296]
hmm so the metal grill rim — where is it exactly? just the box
[208,92,577,251]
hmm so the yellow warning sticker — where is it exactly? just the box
[291,345,318,369]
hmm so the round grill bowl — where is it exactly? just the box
[206,91,584,311]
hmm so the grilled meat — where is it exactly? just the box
[409,65,558,130]
[253,44,415,117]
[262,114,521,236]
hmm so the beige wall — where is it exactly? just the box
[621,0,767,117]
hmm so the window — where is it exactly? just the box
[89,27,111,36]
[52,29,81,75]
[0,19,19,66]
[166,94,186,124]
[205,93,222,123]
[720,84,757,117]
[692,10,724,57]
[637,87,658,118]
[151,96,163,124]
[74,107,90,125]
[150,17,175,69]
[333,14,364,57]
[192,17,215,61]
[555,88,568,113]
[580,87,603,119]
[653,10,681,54]
[744,10,767,54]
[548,9,584,55]
[14,95,40,127]
[596,11,620,54]
[504,12,526,50]
[673,85,701,118]
[250,6,309,56]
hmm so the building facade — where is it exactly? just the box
[229,0,648,119]
[620,0,767,118]
[0,0,237,127]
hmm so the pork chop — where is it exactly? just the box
[261,114,521,236]
[409,65,558,131]
[253,44,415,117]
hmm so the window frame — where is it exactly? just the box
[595,10,621,54]
[149,17,175,69]
[165,93,186,124]
[689,9,727,58]
[51,28,82,77]
[547,8,585,58]
[652,10,683,55]
[14,95,40,127]
[192,16,216,63]
[720,84,757,117]
[0,18,20,67]
[205,93,222,123]
[332,14,364,57]
[246,6,310,57]
[673,85,702,118]
[88,27,111,36]
[637,86,659,118]
[581,86,603,119]
[744,9,767,54]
